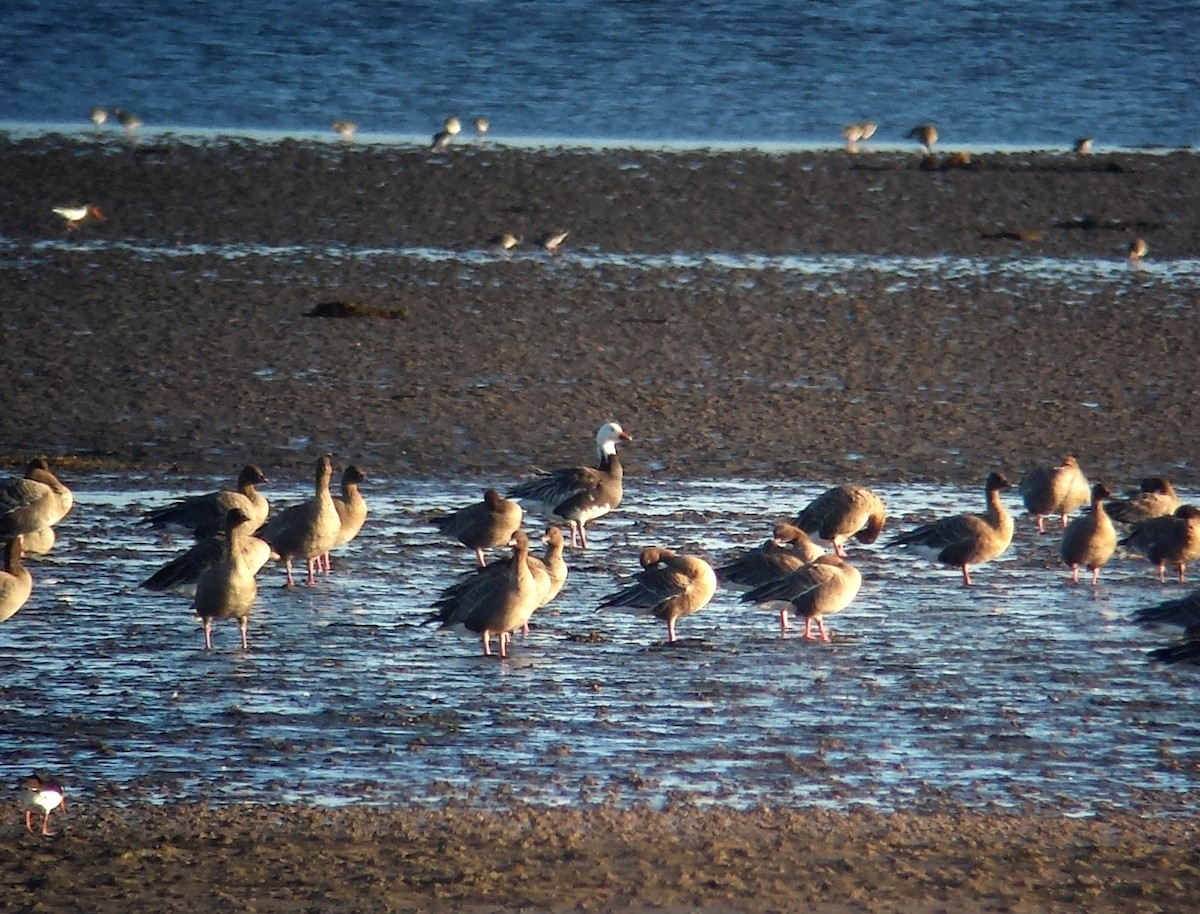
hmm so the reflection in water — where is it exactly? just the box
[1,474,1198,812]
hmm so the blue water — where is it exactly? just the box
[2,0,1197,149]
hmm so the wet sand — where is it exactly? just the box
[3,135,1200,912]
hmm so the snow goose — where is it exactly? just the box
[1018,455,1090,533]
[597,546,716,643]
[1106,477,1179,525]
[792,484,887,556]
[193,508,272,650]
[320,464,368,573]
[739,554,861,639]
[0,537,34,623]
[507,421,632,549]
[431,488,523,567]
[1120,506,1200,584]
[0,458,74,538]
[426,530,540,658]
[888,472,1014,586]
[1060,483,1118,585]
[258,455,341,587]
[716,522,824,590]
[20,773,67,836]
[140,464,269,540]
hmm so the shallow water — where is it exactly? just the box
[3,472,1199,813]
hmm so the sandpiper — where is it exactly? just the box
[1074,136,1093,156]
[841,120,876,153]
[1128,237,1148,270]
[536,229,569,255]
[331,120,357,142]
[114,108,143,131]
[444,115,462,136]
[489,232,521,253]
[908,123,938,153]
[474,116,489,139]
[89,107,107,128]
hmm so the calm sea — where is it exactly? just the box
[2,0,1198,149]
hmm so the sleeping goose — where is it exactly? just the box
[20,773,67,836]
[1106,477,1180,525]
[258,455,341,587]
[888,472,1014,586]
[716,522,824,590]
[1060,483,1118,585]
[140,464,269,540]
[1120,505,1200,584]
[193,508,272,650]
[320,464,368,573]
[431,488,523,566]
[426,530,540,658]
[597,546,716,643]
[1018,455,1090,533]
[0,458,74,541]
[0,537,34,623]
[507,422,632,549]
[739,554,861,639]
[792,484,887,556]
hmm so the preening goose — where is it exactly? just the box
[431,488,523,567]
[1120,505,1200,584]
[140,464,268,540]
[193,508,272,650]
[716,522,824,590]
[1018,456,1090,533]
[597,546,716,643]
[508,422,632,549]
[1060,483,1118,585]
[0,458,74,541]
[258,455,341,587]
[0,537,34,623]
[792,484,887,556]
[739,554,862,639]
[888,472,1014,586]
[1106,477,1180,525]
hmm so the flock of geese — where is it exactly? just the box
[2,428,1200,664]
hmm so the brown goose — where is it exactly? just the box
[597,546,716,643]
[716,522,824,590]
[1060,483,1118,585]
[1133,588,1200,633]
[1106,477,1180,525]
[320,465,368,573]
[792,484,887,556]
[508,422,632,549]
[427,530,540,658]
[431,488,523,566]
[0,537,34,623]
[1018,456,1090,533]
[888,472,1014,586]
[258,455,341,587]
[0,458,74,541]
[1120,506,1200,584]
[739,554,862,639]
[140,464,269,540]
[193,508,272,650]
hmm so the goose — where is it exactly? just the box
[52,204,104,231]
[140,503,273,594]
[1018,455,1090,533]
[0,537,34,623]
[888,472,1014,586]
[1120,506,1200,584]
[908,123,938,153]
[193,508,272,650]
[20,774,67,836]
[431,488,523,567]
[1132,588,1200,633]
[597,546,716,643]
[139,464,269,540]
[258,455,341,587]
[1060,483,1118,585]
[426,530,540,658]
[430,526,567,634]
[1106,477,1179,525]
[507,422,632,549]
[0,458,74,541]
[792,484,887,556]
[716,522,824,590]
[739,554,861,639]
[320,464,368,573]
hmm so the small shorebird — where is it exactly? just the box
[598,546,717,643]
[331,120,358,142]
[444,115,462,136]
[536,229,569,255]
[1128,237,1149,270]
[52,204,104,232]
[841,120,877,153]
[113,108,142,131]
[1074,136,1093,157]
[432,129,452,152]
[89,107,107,128]
[489,232,521,253]
[908,123,938,153]
[20,774,67,836]
[474,116,490,139]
